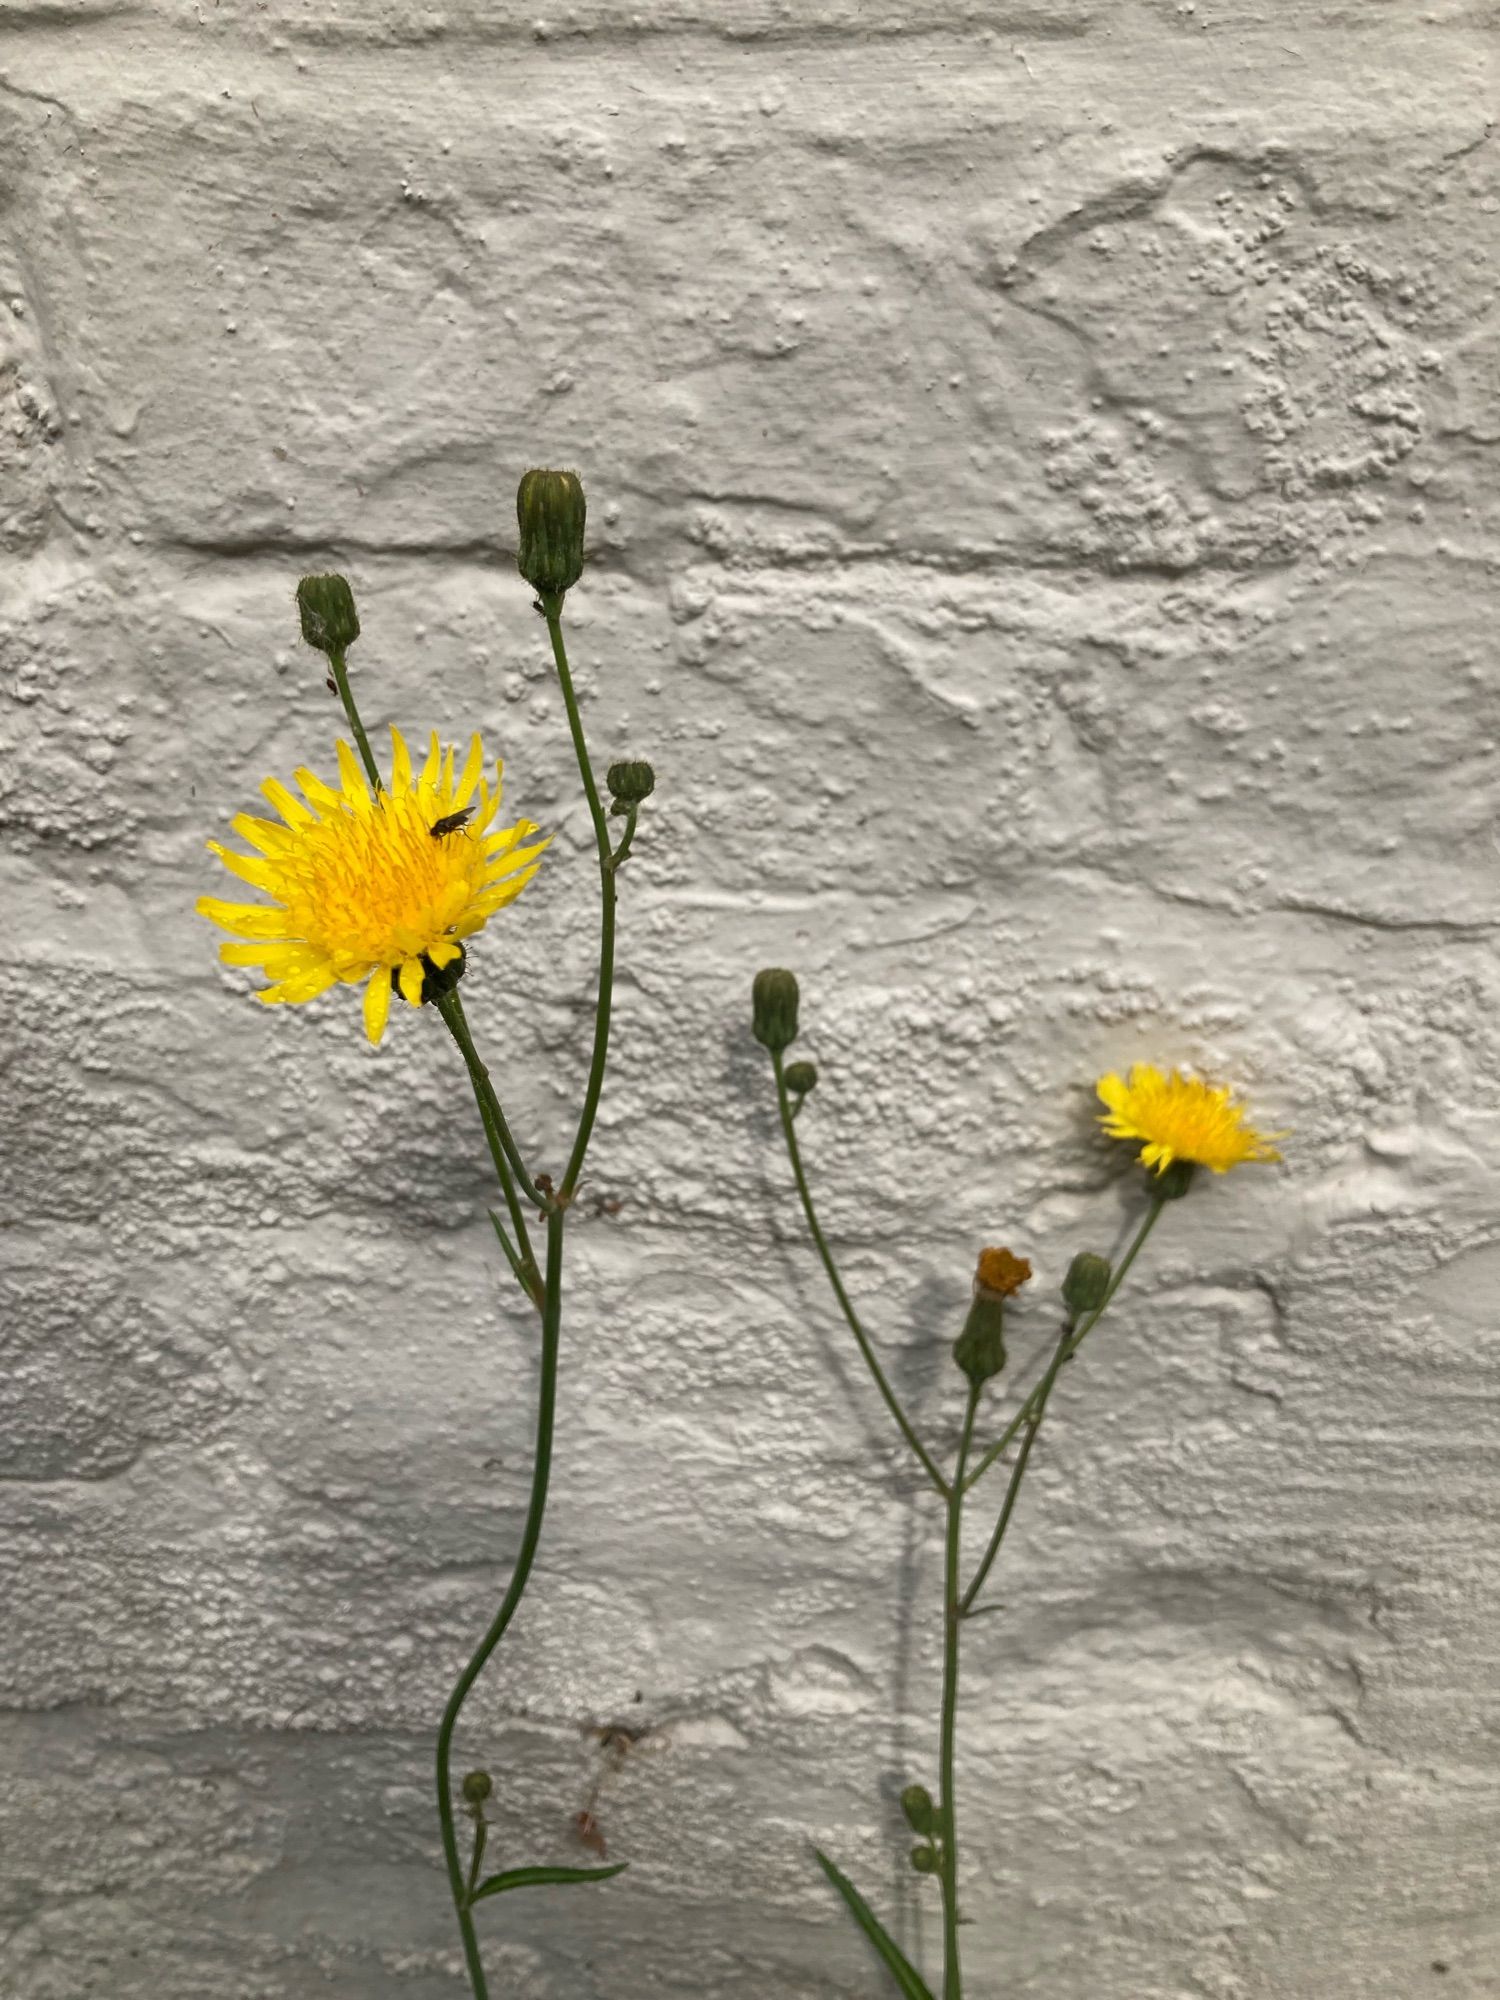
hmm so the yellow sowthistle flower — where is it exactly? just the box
[1096,1062,1282,1176]
[198,727,548,1045]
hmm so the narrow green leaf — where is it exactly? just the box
[487,1209,529,1284]
[469,1861,628,1904]
[813,1848,936,2000]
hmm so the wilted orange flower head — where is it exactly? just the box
[975,1248,1032,1298]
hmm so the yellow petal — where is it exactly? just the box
[482,817,539,857]
[337,739,373,806]
[219,941,322,975]
[363,970,392,1044]
[452,733,484,810]
[481,836,551,886]
[230,811,297,856]
[207,843,285,893]
[292,767,344,814]
[398,957,426,1007]
[262,777,315,827]
[390,726,413,794]
[197,897,294,939]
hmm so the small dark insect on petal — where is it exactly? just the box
[429,808,476,838]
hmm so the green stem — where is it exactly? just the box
[771,1049,948,1497]
[470,1074,542,1305]
[611,802,640,870]
[940,1383,980,2000]
[959,1320,1072,1616]
[435,1205,566,2000]
[328,644,383,794]
[542,598,617,1203]
[437,989,546,1215]
[465,1815,489,1903]
[962,1195,1166,1496]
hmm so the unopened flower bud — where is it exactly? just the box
[783,1060,818,1098]
[516,467,586,597]
[1061,1251,1111,1318]
[900,1784,936,1836]
[296,574,360,656]
[607,759,656,806]
[461,1770,493,1804]
[1155,1159,1196,1201]
[909,1844,940,1875]
[953,1248,1030,1386]
[751,968,799,1053]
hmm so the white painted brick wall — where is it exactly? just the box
[3,5,1498,1995]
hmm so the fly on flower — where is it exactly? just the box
[1096,1063,1284,1177]
[198,727,549,1045]
[430,807,477,839]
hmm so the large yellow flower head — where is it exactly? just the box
[1096,1063,1282,1176]
[198,727,548,1045]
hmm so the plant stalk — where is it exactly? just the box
[940,1383,981,2000]
[542,598,617,1203]
[962,1194,1166,1495]
[328,644,383,794]
[438,988,546,1215]
[435,1205,566,2000]
[772,1049,948,1496]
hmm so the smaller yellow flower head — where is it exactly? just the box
[198,727,549,1045]
[1096,1063,1282,1177]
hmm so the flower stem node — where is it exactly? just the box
[900,1784,937,1836]
[909,1845,940,1876]
[390,942,468,1006]
[516,468,586,598]
[1061,1250,1112,1318]
[295,574,360,656]
[752,968,800,1053]
[606,760,656,813]
[783,1060,818,1099]
[954,1248,1031,1387]
[461,1770,493,1806]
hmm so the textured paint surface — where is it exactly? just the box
[3,5,1499,1996]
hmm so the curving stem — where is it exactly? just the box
[434,1205,566,2000]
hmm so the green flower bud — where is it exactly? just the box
[296,574,360,656]
[751,968,800,1053]
[953,1292,1007,1386]
[783,1060,818,1098]
[900,1784,936,1836]
[1061,1251,1112,1318]
[607,759,656,806]
[909,1844,940,1875]
[461,1770,493,1804]
[1155,1159,1196,1202]
[516,467,586,597]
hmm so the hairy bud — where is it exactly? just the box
[751,968,800,1053]
[606,759,656,807]
[296,574,360,656]
[516,467,586,597]
[1061,1251,1111,1318]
